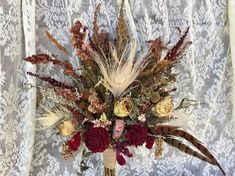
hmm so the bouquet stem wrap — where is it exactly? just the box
[103,149,116,176]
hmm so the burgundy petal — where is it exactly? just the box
[116,154,126,166]
[145,136,155,149]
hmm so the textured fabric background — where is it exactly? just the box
[0,0,235,175]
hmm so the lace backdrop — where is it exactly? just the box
[0,0,235,175]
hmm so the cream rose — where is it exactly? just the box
[114,97,133,117]
[57,119,76,136]
[153,96,173,117]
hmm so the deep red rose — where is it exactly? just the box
[84,127,110,153]
[125,124,148,147]
[145,136,154,149]
[67,133,81,151]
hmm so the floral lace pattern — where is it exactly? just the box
[0,0,234,175]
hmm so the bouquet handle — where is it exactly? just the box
[103,149,116,176]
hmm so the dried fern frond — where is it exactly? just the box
[39,87,77,108]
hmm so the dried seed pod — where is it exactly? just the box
[150,92,161,103]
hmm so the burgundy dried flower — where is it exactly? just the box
[116,154,126,165]
[145,136,155,149]
[115,141,133,166]
[125,124,148,147]
[67,133,81,151]
[164,27,190,61]
[84,127,110,153]
[27,72,75,91]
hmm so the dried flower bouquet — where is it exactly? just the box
[25,1,225,175]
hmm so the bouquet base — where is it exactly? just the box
[103,149,116,176]
[104,167,115,176]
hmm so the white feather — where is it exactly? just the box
[36,106,69,130]
[91,39,149,97]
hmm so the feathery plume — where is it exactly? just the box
[91,39,149,97]
[36,106,70,130]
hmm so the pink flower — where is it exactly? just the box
[113,119,125,139]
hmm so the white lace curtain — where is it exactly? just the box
[0,0,235,175]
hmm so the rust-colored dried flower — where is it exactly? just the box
[70,21,91,61]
